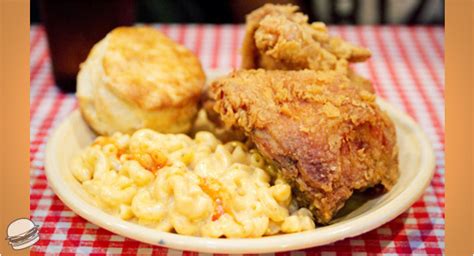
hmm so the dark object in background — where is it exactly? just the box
[40,0,135,92]
[136,0,234,23]
[32,0,444,25]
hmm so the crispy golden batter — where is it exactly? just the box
[206,69,398,223]
[241,4,373,92]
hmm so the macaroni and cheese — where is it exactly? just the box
[71,129,315,237]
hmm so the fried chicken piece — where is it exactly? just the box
[206,69,398,223]
[241,4,374,92]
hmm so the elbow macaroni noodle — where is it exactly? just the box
[71,129,315,237]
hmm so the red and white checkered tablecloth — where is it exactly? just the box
[30,24,445,255]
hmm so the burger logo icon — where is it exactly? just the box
[5,218,40,250]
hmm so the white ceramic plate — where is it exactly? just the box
[45,70,435,254]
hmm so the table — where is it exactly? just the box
[30,24,445,255]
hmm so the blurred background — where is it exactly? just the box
[31,0,444,25]
[30,0,444,92]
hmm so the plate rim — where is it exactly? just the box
[44,98,436,254]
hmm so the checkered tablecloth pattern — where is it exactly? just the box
[30,24,445,255]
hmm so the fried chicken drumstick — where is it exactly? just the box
[241,4,374,92]
[205,69,398,223]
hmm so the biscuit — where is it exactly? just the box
[77,26,205,135]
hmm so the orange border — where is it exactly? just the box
[0,0,30,255]
[445,0,474,255]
